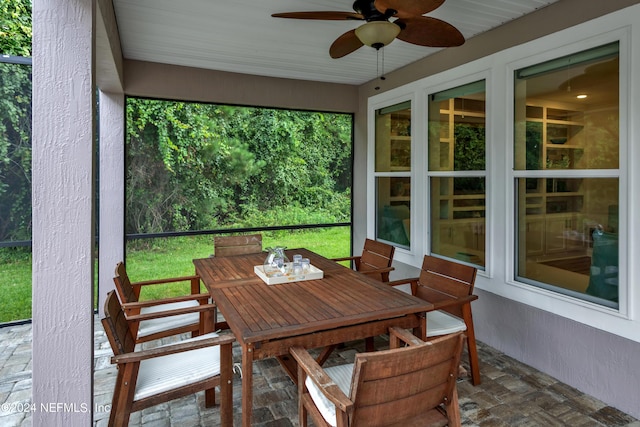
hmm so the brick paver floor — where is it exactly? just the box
[1,318,638,427]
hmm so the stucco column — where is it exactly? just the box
[98,91,125,315]
[32,0,96,425]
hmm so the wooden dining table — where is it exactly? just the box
[193,248,433,427]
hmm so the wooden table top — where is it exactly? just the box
[193,248,342,286]
[193,249,433,345]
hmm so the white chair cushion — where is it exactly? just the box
[138,300,201,338]
[426,310,467,337]
[134,333,221,401]
[305,363,353,427]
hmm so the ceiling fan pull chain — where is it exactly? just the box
[381,46,386,81]
[375,47,387,91]
[376,47,387,80]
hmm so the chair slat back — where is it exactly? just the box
[113,262,139,303]
[357,239,395,282]
[415,255,477,317]
[349,332,464,426]
[101,291,137,356]
[358,239,395,271]
[423,255,477,284]
[214,234,262,257]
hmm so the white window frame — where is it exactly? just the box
[366,6,640,342]
[368,91,424,266]
[425,75,490,272]
[504,29,630,322]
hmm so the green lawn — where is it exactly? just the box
[0,227,351,323]
[0,256,32,323]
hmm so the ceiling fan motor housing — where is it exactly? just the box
[353,0,396,21]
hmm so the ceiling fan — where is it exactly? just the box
[272,0,465,58]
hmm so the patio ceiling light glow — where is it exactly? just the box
[576,94,588,99]
[355,21,401,50]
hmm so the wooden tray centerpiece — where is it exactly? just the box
[254,263,324,285]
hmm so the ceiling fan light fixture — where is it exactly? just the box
[355,21,400,49]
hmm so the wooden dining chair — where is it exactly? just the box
[290,327,464,427]
[113,262,215,343]
[331,238,395,282]
[210,233,263,329]
[387,255,481,385]
[213,233,263,257]
[101,291,234,427]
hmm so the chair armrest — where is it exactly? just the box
[359,266,395,276]
[122,293,210,310]
[385,277,419,288]
[124,303,217,322]
[389,327,425,347]
[430,294,478,311]
[112,333,235,364]
[131,274,200,287]
[330,255,360,263]
[289,346,353,412]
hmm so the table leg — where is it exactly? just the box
[416,312,427,341]
[315,345,337,365]
[276,355,298,384]
[241,344,254,427]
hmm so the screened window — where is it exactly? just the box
[428,81,486,268]
[513,42,620,307]
[0,56,33,323]
[374,101,411,248]
[125,98,353,236]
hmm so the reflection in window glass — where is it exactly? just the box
[516,178,619,304]
[430,177,485,265]
[514,43,620,307]
[376,177,410,248]
[375,102,411,248]
[375,102,411,173]
[515,43,619,171]
[428,81,486,268]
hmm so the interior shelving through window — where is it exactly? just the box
[428,80,486,268]
[514,42,620,308]
[374,101,412,249]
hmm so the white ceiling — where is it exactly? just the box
[112,0,560,86]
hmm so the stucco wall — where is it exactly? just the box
[124,60,359,114]
[32,0,96,425]
[98,92,125,316]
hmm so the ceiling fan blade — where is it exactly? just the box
[330,29,364,58]
[272,11,364,21]
[374,0,445,19]
[396,16,464,47]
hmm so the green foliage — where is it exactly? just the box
[525,121,543,170]
[0,245,30,262]
[0,247,32,322]
[0,61,31,241]
[453,123,485,171]
[0,0,32,57]
[126,98,352,234]
[0,0,32,241]
[452,123,486,194]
